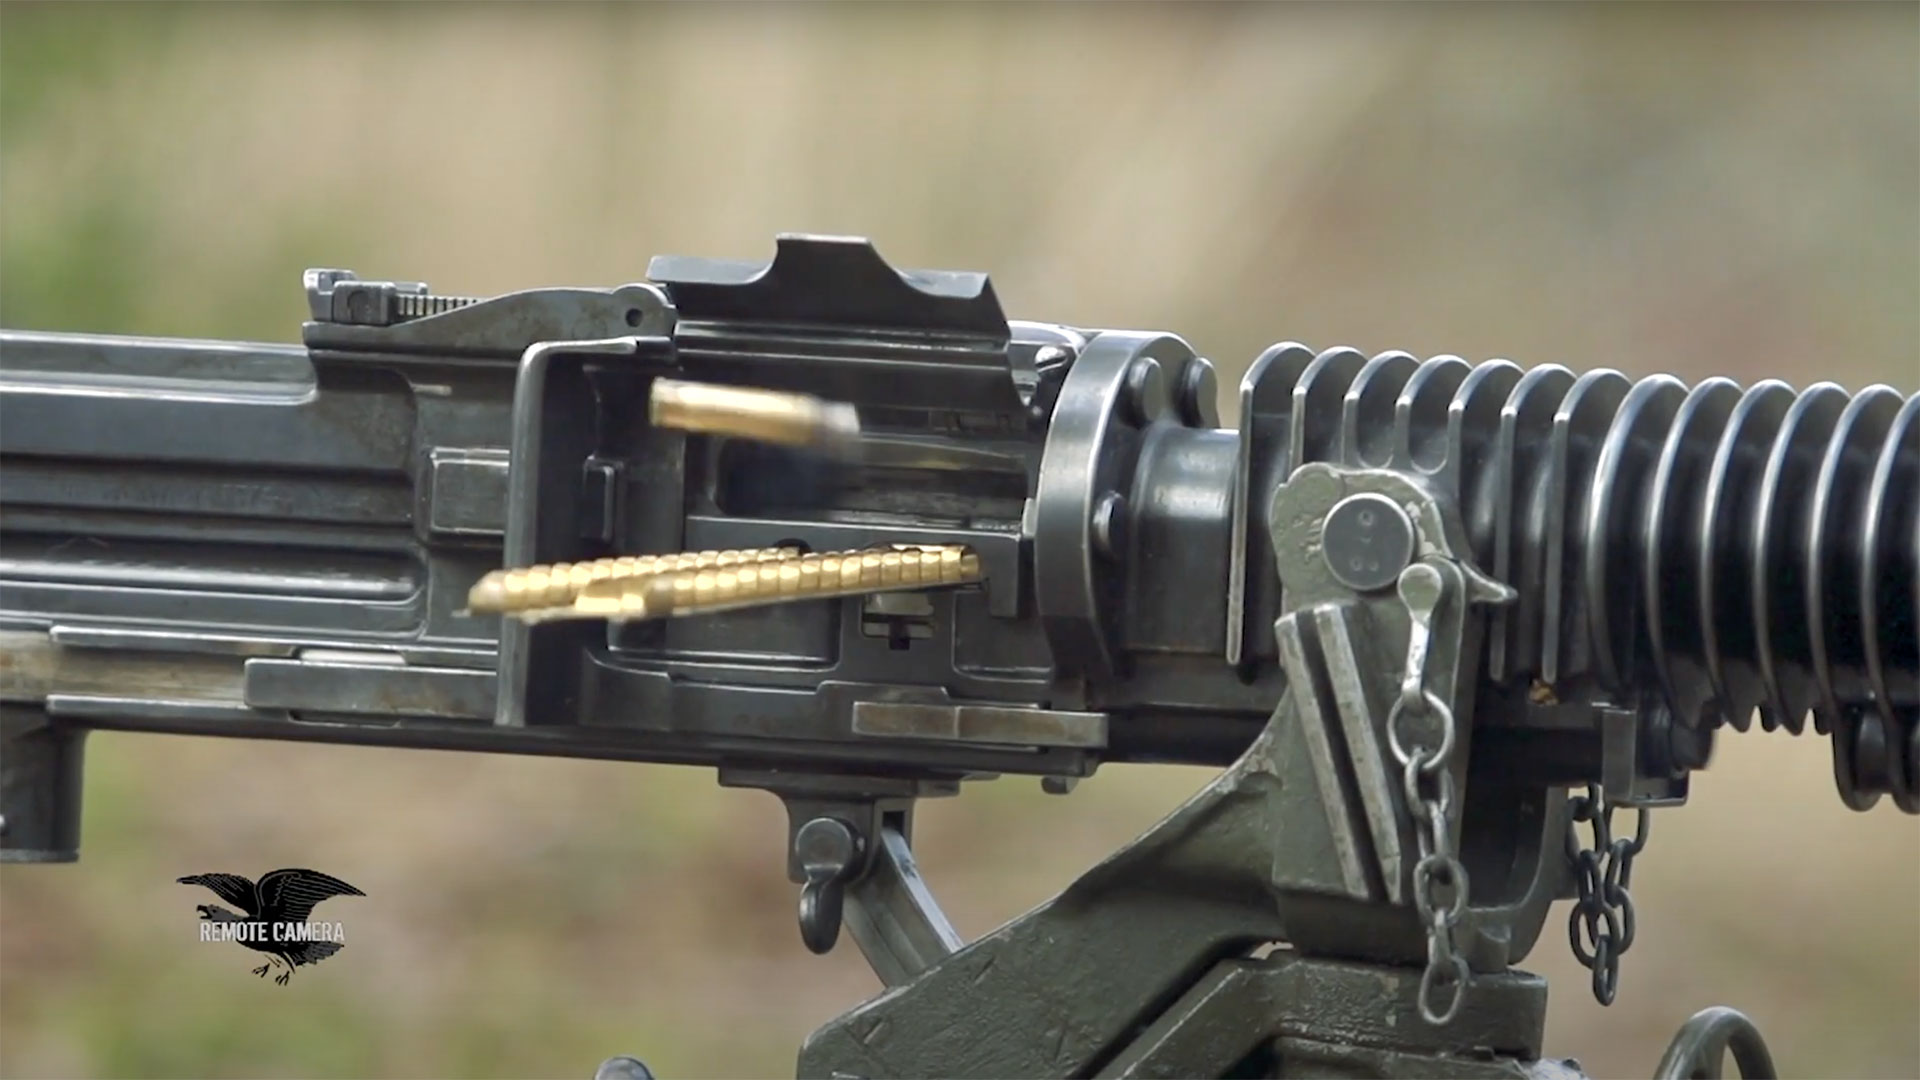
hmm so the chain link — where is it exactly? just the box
[1386,566,1471,1027]
[1564,783,1649,1005]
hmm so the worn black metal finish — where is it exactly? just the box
[1652,1007,1778,1080]
[0,706,85,862]
[1,235,1912,1079]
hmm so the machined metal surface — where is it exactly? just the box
[2,234,1913,1079]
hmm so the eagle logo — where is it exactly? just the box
[179,868,364,985]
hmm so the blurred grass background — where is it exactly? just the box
[0,3,1916,1078]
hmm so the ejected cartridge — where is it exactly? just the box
[648,378,862,458]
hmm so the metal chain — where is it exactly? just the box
[1564,783,1650,1005]
[1386,563,1471,1027]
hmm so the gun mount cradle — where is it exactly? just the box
[2,236,1914,1079]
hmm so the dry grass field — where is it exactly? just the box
[1,4,1915,1078]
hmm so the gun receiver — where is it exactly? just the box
[2,234,1913,1079]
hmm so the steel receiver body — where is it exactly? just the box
[1,235,1913,1080]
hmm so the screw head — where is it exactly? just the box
[1323,493,1415,592]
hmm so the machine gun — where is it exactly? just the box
[2,235,1913,1079]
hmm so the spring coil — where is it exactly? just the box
[1243,344,1918,810]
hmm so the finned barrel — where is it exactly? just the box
[1229,345,1919,810]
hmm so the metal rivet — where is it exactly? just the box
[1091,492,1128,561]
[1176,358,1219,427]
[1120,358,1167,426]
